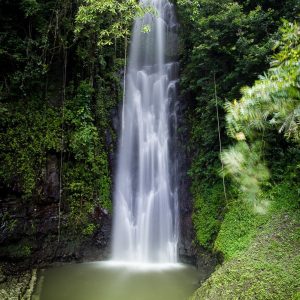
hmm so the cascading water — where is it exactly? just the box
[112,0,179,263]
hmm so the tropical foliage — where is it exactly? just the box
[0,0,141,236]
[0,2,299,298]
[176,0,300,249]
[222,20,300,205]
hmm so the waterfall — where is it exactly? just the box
[112,0,179,263]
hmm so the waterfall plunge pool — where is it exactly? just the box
[34,261,200,300]
[33,2,198,299]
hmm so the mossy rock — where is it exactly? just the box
[190,211,300,300]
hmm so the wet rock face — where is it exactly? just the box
[106,105,121,173]
[44,154,60,202]
[177,150,195,263]
[29,205,111,263]
[175,96,217,279]
[0,154,112,267]
[175,96,196,263]
[0,194,112,265]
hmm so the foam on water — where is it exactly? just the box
[95,261,185,272]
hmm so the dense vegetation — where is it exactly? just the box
[0,0,143,246]
[0,0,299,298]
[176,0,299,298]
[176,0,299,248]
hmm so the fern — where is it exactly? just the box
[222,21,300,206]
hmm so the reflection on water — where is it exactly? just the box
[36,262,199,300]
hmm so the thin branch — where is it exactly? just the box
[58,48,67,243]
[214,71,228,205]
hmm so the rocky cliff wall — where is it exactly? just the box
[0,153,111,268]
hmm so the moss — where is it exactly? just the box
[268,179,300,213]
[214,201,268,260]
[192,183,225,248]
[214,177,299,260]
[191,211,300,300]
[0,264,36,300]
[190,175,300,299]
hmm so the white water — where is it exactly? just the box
[112,0,179,263]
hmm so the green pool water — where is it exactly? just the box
[35,261,200,300]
